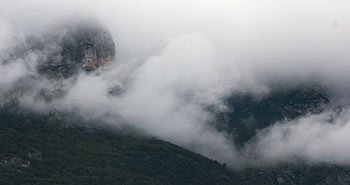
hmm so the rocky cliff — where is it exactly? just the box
[35,21,116,78]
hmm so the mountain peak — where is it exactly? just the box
[36,21,116,78]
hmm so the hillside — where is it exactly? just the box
[0,106,238,185]
[1,90,350,185]
[216,86,329,145]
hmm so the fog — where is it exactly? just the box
[1,0,350,168]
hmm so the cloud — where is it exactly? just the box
[43,34,243,165]
[244,109,350,166]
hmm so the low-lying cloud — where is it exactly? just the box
[244,109,350,166]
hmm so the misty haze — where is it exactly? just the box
[1,0,350,184]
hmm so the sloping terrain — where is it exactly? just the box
[217,86,329,145]
[0,107,238,185]
[1,88,350,185]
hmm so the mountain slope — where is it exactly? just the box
[0,107,239,185]
[216,86,329,145]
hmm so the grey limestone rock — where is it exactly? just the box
[36,20,116,78]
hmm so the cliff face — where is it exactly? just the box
[0,21,116,106]
[36,21,116,78]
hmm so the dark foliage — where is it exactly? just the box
[216,86,329,145]
[0,107,238,185]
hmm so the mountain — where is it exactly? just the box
[2,21,350,185]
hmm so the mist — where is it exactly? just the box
[1,0,350,168]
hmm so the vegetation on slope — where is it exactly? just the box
[216,86,329,145]
[0,107,238,185]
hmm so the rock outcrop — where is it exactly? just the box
[36,21,116,78]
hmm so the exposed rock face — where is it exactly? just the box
[37,21,116,78]
[0,20,116,106]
